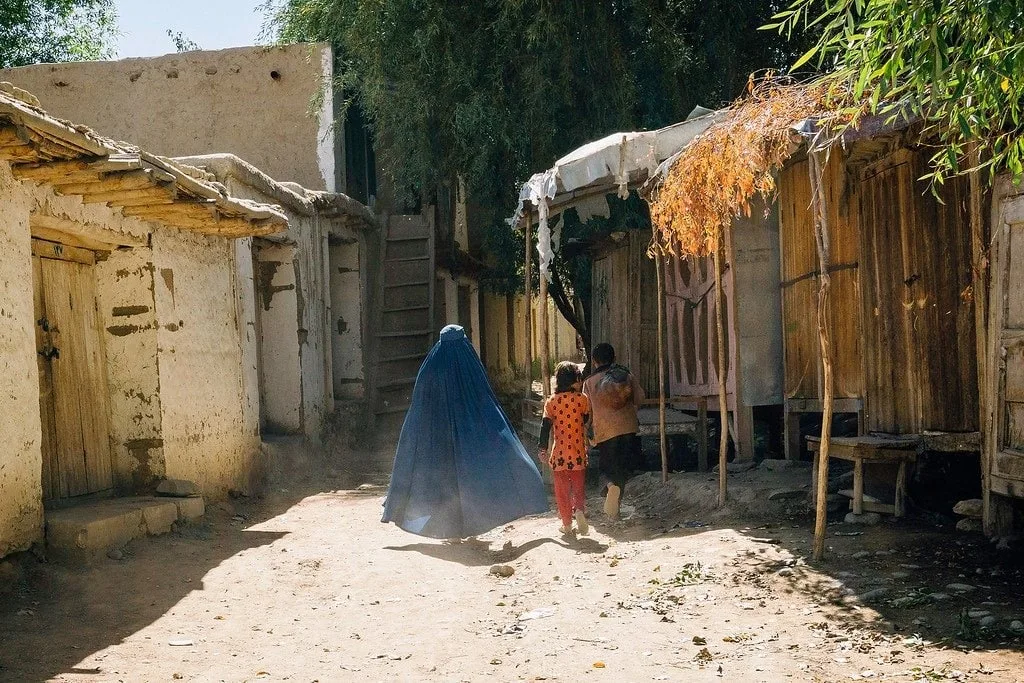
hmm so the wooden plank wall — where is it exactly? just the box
[779,143,978,434]
[779,151,862,402]
[858,149,977,433]
[590,232,660,396]
[663,254,734,400]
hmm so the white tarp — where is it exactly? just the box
[512,107,719,280]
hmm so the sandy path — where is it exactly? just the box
[1,471,1022,682]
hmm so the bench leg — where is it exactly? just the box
[895,460,907,518]
[810,454,818,508]
[853,458,864,515]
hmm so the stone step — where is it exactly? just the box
[45,495,205,563]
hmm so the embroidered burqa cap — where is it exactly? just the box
[382,324,548,538]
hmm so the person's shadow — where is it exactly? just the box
[384,535,608,567]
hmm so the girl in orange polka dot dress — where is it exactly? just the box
[539,361,591,536]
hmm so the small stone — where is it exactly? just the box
[845,512,882,526]
[776,568,794,577]
[899,564,922,570]
[979,616,997,628]
[106,548,125,561]
[953,499,983,519]
[1008,620,1024,633]
[768,488,807,502]
[967,609,991,619]
[890,572,910,580]
[156,479,201,498]
[928,593,950,602]
[489,565,515,578]
[956,518,983,533]
[912,618,928,626]
[852,551,872,560]
[946,583,976,593]
[858,588,889,603]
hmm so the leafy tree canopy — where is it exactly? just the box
[267,0,813,293]
[0,0,117,68]
[770,0,1024,184]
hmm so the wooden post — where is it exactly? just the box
[539,253,550,398]
[968,143,992,532]
[852,458,864,515]
[722,219,753,462]
[808,150,835,562]
[524,214,534,398]
[655,251,668,482]
[697,397,709,472]
[714,236,729,507]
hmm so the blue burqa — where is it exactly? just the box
[382,325,548,538]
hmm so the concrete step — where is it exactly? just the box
[45,495,205,563]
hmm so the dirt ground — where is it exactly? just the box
[1,449,1024,683]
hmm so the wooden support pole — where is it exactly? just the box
[655,251,668,483]
[524,215,534,398]
[714,237,729,507]
[808,150,835,562]
[539,256,550,398]
[968,143,993,533]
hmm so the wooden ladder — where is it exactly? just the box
[372,213,435,419]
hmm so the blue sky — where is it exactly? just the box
[113,0,271,58]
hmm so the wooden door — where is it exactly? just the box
[987,205,1024,497]
[32,242,113,501]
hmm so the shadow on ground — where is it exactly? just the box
[583,466,1024,658]
[0,436,393,682]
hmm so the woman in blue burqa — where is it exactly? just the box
[382,324,548,539]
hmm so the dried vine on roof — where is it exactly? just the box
[647,76,856,258]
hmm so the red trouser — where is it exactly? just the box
[553,469,586,527]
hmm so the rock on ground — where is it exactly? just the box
[845,512,882,526]
[156,479,201,498]
[953,499,983,519]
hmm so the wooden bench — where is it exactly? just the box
[807,435,918,517]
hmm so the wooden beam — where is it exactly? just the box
[714,237,729,507]
[539,257,550,398]
[0,126,30,147]
[53,170,158,196]
[808,149,836,562]
[31,213,147,249]
[81,187,174,205]
[12,159,96,181]
[969,142,993,533]
[524,214,534,398]
[655,249,668,483]
[31,238,97,264]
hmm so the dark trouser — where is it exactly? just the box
[597,433,641,490]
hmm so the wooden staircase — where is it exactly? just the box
[372,214,435,420]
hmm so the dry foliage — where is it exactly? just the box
[647,76,856,257]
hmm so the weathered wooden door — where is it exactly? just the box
[987,197,1024,498]
[32,241,113,501]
